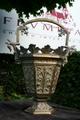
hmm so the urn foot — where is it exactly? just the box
[25,101,55,114]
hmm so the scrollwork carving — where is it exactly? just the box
[22,62,61,96]
[22,65,35,94]
[35,65,61,95]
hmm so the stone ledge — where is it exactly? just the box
[0,100,80,120]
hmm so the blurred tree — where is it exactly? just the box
[51,51,80,109]
[0,54,26,100]
[0,0,74,17]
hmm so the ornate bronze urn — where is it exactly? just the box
[6,18,70,114]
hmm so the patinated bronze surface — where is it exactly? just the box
[14,44,67,114]
[6,18,70,114]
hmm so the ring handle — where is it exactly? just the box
[16,18,69,47]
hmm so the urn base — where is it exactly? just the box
[25,101,55,114]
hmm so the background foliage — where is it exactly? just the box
[51,51,80,109]
[0,0,74,17]
[0,51,80,110]
[0,54,26,100]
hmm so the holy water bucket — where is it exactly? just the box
[7,18,69,114]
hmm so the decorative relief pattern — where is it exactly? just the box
[22,65,35,94]
[15,44,69,57]
[16,44,63,102]
[35,66,54,94]
[45,66,55,94]
[51,65,61,93]
[35,65,61,95]
[14,45,63,114]
[22,61,61,96]
[32,102,53,114]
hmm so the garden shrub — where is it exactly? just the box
[51,51,80,109]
